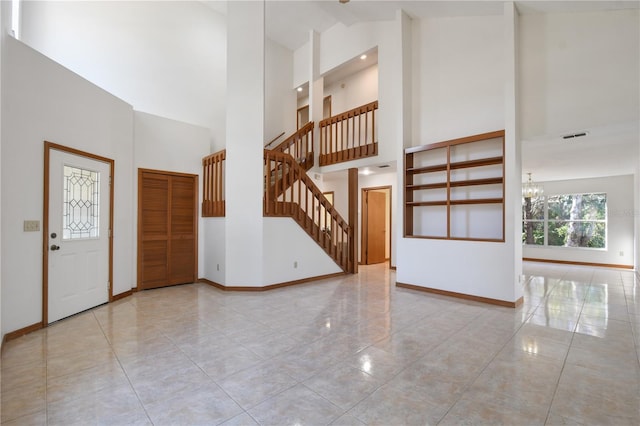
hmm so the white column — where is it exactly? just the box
[308,30,323,169]
[0,0,5,338]
[395,9,412,268]
[504,2,524,301]
[225,1,265,286]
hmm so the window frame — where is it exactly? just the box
[522,192,607,250]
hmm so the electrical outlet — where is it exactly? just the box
[23,220,40,232]
[294,261,298,268]
[216,264,220,271]
[619,251,624,257]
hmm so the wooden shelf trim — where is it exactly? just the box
[406,156,503,175]
[406,177,503,191]
[404,130,505,154]
[450,156,503,170]
[406,197,503,207]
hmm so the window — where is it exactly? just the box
[63,165,101,240]
[523,193,606,249]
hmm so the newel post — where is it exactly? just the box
[348,168,358,273]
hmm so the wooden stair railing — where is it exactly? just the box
[269,121,315,171]
[319,100,378,166]
[202,149,226,217]
[264,149,354,272]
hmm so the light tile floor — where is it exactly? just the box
[1,262,639,425]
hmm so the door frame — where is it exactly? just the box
[137,168,199,290]
[361,185,392,266]
[43,141,115,326]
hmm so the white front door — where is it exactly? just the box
[48,149,110,323]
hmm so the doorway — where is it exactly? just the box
[137,169,198,290]
[43,142,114,324]
[361,186,391,265]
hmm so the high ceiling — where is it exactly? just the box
[203,1,639,182]
[204,1,639,51]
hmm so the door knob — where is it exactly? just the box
[50,245,60,251]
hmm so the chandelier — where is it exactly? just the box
[522,173,544,198]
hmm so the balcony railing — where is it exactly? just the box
[202,149,225,217]
[319,100,378,166]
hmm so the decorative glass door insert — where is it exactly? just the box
[62,165,100,240]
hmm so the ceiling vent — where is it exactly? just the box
[378,164,390,169]
[562,132,588,140]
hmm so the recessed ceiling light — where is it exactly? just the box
[359,168,372,176]
[297,87,303,92]
[360,54,367,60]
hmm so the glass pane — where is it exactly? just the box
[547,193,606,221]
[547,195,571,220]
[63,165,100,240]
[522,196,544,220]
[579,193,607,220]
[522,221,544,245]
[548,221,605,248]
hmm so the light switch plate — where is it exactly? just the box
[24,220,40,232]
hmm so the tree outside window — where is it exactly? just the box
[523,193,606,249]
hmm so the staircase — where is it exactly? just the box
[269,121,315,171]
[264,149,354,272]
[203,102,379,273]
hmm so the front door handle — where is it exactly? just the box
[50,245,60,251]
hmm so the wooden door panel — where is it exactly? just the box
[170,238,195,284]
[141,240,168,288]
[366,191,386,264]
[141,175,169,238]
[171,177,195,236]
[138,170,197,290]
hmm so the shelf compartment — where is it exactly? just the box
[404,130,505,241]
[407,177,504,191]
[450,156,503,170]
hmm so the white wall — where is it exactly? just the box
[265,39,297,143]
[523,175,635,267]
[202,218,226,285]
[20,0,227,150]
[412,15,505,144]
[133,111,211,280]
[519,9,639,140]
[1,37,135,335]
[397,12,520,304]
[262,218,342,285]
[293,42,310,90]
[324,65,378,116]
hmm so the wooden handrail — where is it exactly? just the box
[264,149,354,272]
[268,121,315,171]
[202,149,226,217]
[265,131,286,148]
[318,100,378,166]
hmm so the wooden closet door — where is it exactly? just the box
[138,170,197,290]
[169,175,196,285]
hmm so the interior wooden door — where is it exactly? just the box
[138,170,197,290]
[365,191,386,264]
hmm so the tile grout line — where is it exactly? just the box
[434,287,542,424]
[542,273,588,425]
[91,303,156,425]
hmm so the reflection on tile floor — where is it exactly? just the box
[2,262,639,425]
